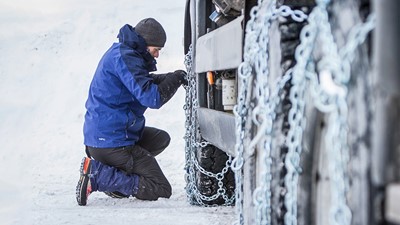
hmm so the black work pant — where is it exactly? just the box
[87,127,172,200]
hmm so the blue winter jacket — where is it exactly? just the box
[84,24,162,148]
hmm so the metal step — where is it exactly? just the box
[198,107,236,156]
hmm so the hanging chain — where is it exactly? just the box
[234,0,375,225]
[183,45,235,207]
[306,3,376,225]
[234,1,309,224]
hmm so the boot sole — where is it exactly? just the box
[76,157,91,206]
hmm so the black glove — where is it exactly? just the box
[173,70,188,86]
[157,70,188,105]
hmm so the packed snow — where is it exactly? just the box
[0,0,236,224]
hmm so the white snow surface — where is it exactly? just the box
[0,0,235,224]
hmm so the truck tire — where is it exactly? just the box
[193,144,236,205]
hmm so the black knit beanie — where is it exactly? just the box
[135,18,167,47]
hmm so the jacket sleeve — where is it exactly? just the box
[149,73,169,84]
[115,53,162,109]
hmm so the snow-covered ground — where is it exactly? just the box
[0,0,235,224]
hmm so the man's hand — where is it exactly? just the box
[157,70,188,105]
[173,70,188,86]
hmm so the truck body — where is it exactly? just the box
[183,0,400,224]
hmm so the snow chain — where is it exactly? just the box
[234,0,375,225]
[184,46,235,206]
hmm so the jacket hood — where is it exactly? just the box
[117,24,146,51]
[117,24,157,71]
